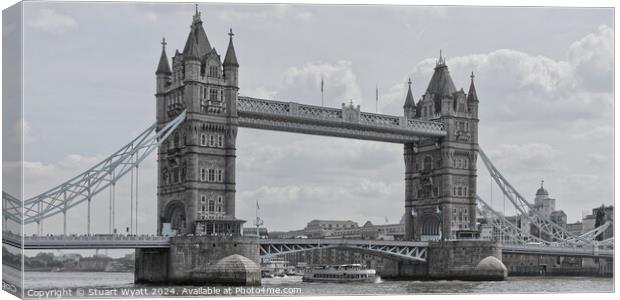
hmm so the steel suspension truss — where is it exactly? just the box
[2,111,187,225]
[477,195,550,245]
[2,192,22,223]
[479,148,594,247]
[259,239,428,262]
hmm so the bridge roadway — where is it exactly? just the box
[237,96,447,143]
[3,232,612,260]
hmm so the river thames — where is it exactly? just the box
[12,270,613,297]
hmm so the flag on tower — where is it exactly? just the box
[256,200,260,210]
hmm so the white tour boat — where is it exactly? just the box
[302,264,376,283]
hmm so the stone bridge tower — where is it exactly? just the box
[403,53,479,241]
[154,9,241,235]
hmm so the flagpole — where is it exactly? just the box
[321,77,324,106]
[376,84,379,113]
[255,200,263,238]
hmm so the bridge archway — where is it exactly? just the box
[163,200,186,233]
[419,213,441,241]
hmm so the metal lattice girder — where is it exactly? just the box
[259,238,428,262]
[237,96,447,143]
[477,195,550,245]
[598,237,614,248]
[478,148,591,246]
[2,111,187,224]
[569,223,611,244]
[2,192,22,223]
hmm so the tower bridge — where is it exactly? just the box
[2,8,613,285]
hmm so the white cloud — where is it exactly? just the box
[568,25,613,92]
[27,9,78,34]
[216,5,313,24]
[376,26,614,130]
[486,143,556,173]
[275,60,362,105]
[237,179,403,231]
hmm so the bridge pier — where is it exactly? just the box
[377,240,507,281]
[135,236,261,285]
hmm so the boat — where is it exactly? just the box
[302,264,376,283]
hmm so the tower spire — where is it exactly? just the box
[223,28,239,67]
[467,71,479,102]
[403,77,416,118]
[437,49,446,66]
[156,37,172,75]
[193,3,201,23]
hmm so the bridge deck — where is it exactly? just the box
[237,96,447,143]
[3,233,612,259]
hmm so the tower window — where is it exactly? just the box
[210,89,218,101]
[208,169,215,182]
[218,135,224,148]
[200,134,207,146]
[208,200,215,212]
[217,169,223,182]
[200,168,206,182]
[209,135,215,147]
[201,195,207,203]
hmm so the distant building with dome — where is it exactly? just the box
[532,181,567,228]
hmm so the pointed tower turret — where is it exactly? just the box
[155,37,171,127]
[223,28,239,87]
[467,72,479,103]
[467,71,479,119]
[223,29,239,68]
[403,78,416,119]
[156,37,172,76]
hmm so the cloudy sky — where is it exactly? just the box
[3,2,613,238]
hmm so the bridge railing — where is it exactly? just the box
[502,243,614,257]
[259,238,428,247]
[238,96,446,135]
[19,234,169,242]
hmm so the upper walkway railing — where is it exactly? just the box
[237,96,447,143]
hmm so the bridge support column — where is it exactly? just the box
[135,236,261,285]
[427,240,507,280]
[403,143,415,240]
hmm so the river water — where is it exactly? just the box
[11,270,613,297]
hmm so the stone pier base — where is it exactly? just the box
[135,236,261,285]
[427,240,507,280]
[377,240,507,281]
